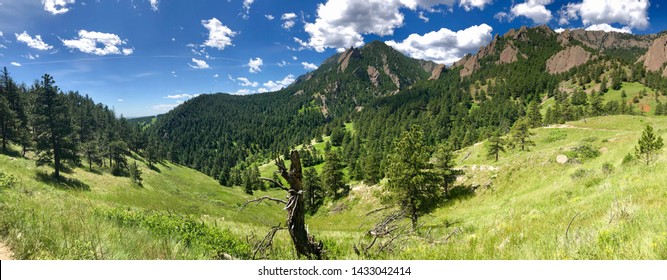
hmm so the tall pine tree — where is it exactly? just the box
[34,74,79,178]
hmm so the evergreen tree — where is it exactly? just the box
[129,161,143,186]
[509,117,535,151]
[302,167,324,214]
[0,67,17,152]
[486,132,506,162]
[33,74,79,179]
[321,150,345,198]
[433,143,463,198]
[330,126,345,146]
[385,125,441,231]
[82,139,100,171]
[109,140,130,175]
[600,76,608,93]
[588,91,604,116]
[526,100,543,128]
[635,125,664,165]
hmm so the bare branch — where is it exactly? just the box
[260,177,289,191]
[241,196,287,210]
[565,212,581,240]
[366,206,391,216]
[253,224,287,259]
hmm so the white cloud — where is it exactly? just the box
[149,0,159,11]
[292,56,298,60]
[302,62,318,70]
[386,24,493,65]
[232,89,252,95]
[263,74,295,91]
[585,23,632,34]
[297,0,489,52]
[189,58,210,69]
[509,0,554,24]
[15,31,53,51]
[247,57,263,73]
[201,18,236,51]
[559,0,649,30]
[213,74,219,78]
[43,0,75,15]
[237,77,259,87]
[265,14,275,20]
[458,0,492,11]
[242,0,254,19]
[62,30,134,56]
[165,94,200,99]
[23,54,40,60]
[418,11,429,22]
[257,88,269,93]
[117,99,124,102]
[282,13,298,30]
[554,28,566,33]
[153,102,182,111]
[11,62,21,67]
[278,60,288,67]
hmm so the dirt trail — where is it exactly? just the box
[0,241,13,260]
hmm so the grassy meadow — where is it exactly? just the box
[1,114,666,260]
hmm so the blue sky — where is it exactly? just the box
[1,0,665,117]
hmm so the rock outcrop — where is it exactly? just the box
[546,45,591,74]
[640,35,667,76]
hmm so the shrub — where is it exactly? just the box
[622,153,635,165]
[566,144,601,161]
[0,171,16,188]
[571,168,590,180]
[601,162,615,175]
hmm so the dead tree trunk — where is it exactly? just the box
[259,151,323,259]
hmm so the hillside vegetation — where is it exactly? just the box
[1,114,665,259]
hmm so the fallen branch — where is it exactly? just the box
[253,224,287,259]
[241,196,287,210]
[565,212,581,240]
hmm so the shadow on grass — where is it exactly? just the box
[148,164,161,173]
[1,148,23,158]
[443,184,477,206]
[35,171,90,191]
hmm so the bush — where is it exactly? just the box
[601,162,615,175]
[622,153,635,165]
[571,168,590,180]
[0,171,16,188]
[566,144,601,161]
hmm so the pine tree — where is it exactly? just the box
[635,125,664,165]
[33,74,79,179]
[589,91,604,116]
[82,139,100,171]
[385,125,442,231]
[0,68,17,152]
[129,161,143,186]
[526,100,543,128]
[509,117,535,151]
[600,76,608,93]
[321,150,345,198]
[433,143,463,198]
[302,167,323,214]
[486,132,506,162]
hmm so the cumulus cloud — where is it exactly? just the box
[23,54,40,60]
[201,18,236,51]
[297,0,490,52]
[149,0,159,11]
[497,0,554,24]
[282,13,298,30]
[247,57,263,73]
[62,30,134,56]
[242,0,254,19]
[265,14,275,20]
[189,58,210,69]
[585,23,632,34]
[386,24,493,65]
[15,31,53,51]
[302,62,318,70]
[262,74,295,92]
[11,62,21,67]
[458,0,492,11]
[554,28,566,33]
[43,0,75,15]
[558,0,649,30]
[278,60,288,67]
[117,99,124,102]
[237,77,259,87]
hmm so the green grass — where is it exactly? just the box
[1,116,666,259]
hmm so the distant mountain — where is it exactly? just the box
[288,40,443,116]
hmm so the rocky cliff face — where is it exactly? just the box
[546,45,592,74]
[557,29,655,50]
[639,35,667,76]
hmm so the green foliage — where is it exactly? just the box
[33,74,80,178]
[385,125,442,230]
[622,153,635,165]
[635,124,664,165]
[302,168,324,214]
[102,209,251,259]
[543,130,568,143]
[486,133,506,162]
[433,143,463,198]
[322,150,345,198]
[566,143,601,161]
[129,161,143,186]
[0,170,16,188]
[330,126,346,147]
[509,117,535,151]
[601,162,615,175]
